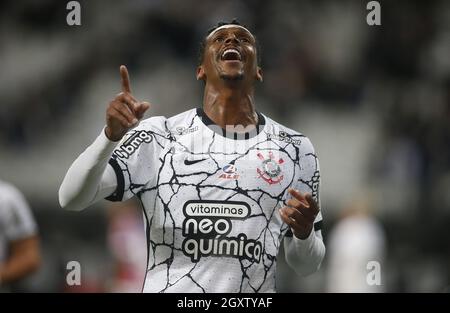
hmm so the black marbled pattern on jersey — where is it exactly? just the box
[108,109,321,293]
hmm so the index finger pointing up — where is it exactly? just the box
[120,65,131,93]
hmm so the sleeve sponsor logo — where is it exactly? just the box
[310,170,320,201]
[114,131,153,159]
[267,131,302,145]
[170,126,199,136]
[181,200,262,263]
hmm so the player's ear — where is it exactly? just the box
[256,66,263,82]
[196,65,206,81]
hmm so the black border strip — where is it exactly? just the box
[1,293,448,310]
[105,158,125,202]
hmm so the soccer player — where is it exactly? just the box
[59,21,325,292]
[0,180,41,291]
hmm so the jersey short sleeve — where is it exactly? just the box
[0,182,38,242]
[106,117,169,202]
[285,137,323,237]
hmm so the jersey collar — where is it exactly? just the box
[196,108,266,140]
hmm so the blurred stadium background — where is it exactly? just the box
[0,0,449,292]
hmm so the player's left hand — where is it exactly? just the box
[279,188,319,240]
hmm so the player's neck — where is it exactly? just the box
[202,84,258,129]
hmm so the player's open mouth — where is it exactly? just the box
[220,48,242,62]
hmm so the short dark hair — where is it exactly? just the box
[197,19,261,66]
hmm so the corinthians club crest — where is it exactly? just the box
[256,151,284,184]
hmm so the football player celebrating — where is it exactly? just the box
[59,20,325,292]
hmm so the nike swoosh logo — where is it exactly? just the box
[184,158,207,165]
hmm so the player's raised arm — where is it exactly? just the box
[105,65,150,141]
[58,66,150,211]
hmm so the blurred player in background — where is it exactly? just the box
[59,20,325,292]
[327,197,386,292]
[0,180,41,292]
[106,200,146,292]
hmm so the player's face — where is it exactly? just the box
[198,26,263,83]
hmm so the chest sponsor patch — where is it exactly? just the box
[181,200,262,263]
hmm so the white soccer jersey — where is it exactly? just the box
[0,180,37,263]
[106,108,322,293]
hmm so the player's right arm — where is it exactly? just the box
[58,66,150,211]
